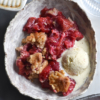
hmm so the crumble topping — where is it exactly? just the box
[35,60,48,74]
[42,48,47,57]
[28,53,48,75]
[28,53,48,80]
[35,32,47,49]
[49,70,70,93]
[28,72,39,81]
[28,53,42,70]
[22,33,36,44]
[16,46,23,52]
[22,32,47,48]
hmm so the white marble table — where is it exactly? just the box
[73,0,100,99]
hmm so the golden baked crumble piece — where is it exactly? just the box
[22,33,35,44]
[28,53,48,74]
[42,48,47,57]
[35,60,48,74]
[22,32,47,49]
[49,70,70,93]
[28,72,38,81]
[28,60,48,81]
[16,46,23,52]
[28,53,42,70]
[35,32,47,48]
[47,8,59,16]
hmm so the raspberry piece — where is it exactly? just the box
[23,17,36,33]
[58,32,66,46]
[50,29,60,39]
[33,17,53,33]
[39,65,52,82]
[22,67,31,77]
[40,79,51,89]
[64,38,75,49]
[54,17,73,32]
[28,45,42,54]
[21,43,32,52]
[20,51,30,61]
[74,31,83,41]
[16,58,31,78]
[16,58,24,70]
[67,27,83,41]
[63,78,76,96]
[49,61,59,71]
[23,17,53,34]
[40,7,48,17]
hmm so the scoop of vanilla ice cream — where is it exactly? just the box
[62,47,89,76]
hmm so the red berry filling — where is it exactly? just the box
[23,17,36,33]
[16,43,42,78]
[39,65,52,83]
[16,7,83,96]
[16,58,31,78]
[39,60,60,90]
[39,61,59,82]
[40,79,52,90]
[23,7,83,60]
[28,45,42,54]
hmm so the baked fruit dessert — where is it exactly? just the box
[16,7,84,96]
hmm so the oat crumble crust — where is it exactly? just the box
[22,33,36,44]
[16,46,24,52]
[28,53,48,79]
[35,60,48,74]
[22,32,47,49]
[28,72,39,81]
[35,32,47,49]
[28,53,42,70]
[42,48,47,57]
[49,70,70,93]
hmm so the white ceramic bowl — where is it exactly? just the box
[4,0,96,100]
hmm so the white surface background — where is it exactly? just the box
[73,0,100,99]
